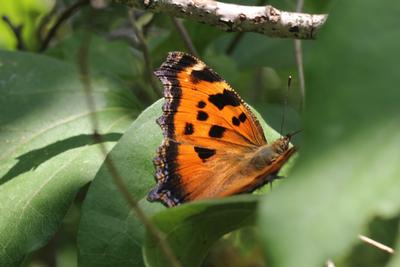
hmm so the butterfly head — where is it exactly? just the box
[272,136,291,154]
[272,128,301,154]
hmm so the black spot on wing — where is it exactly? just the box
[232,116,240,126]
[239,112,247,122]
[209,125,226,138]
[194,146,216,162]
[197,100,206,108]
[208,89,241,110]
[232,112,247,127]
[184,122,194,135]
[190,67,222,83]
[178,54,197,69]
[197,111,209,121]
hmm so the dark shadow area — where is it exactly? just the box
[0,133,122,185]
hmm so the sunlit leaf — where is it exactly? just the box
[0,51,136,266]
[77,98,289,267]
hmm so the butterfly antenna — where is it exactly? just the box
[280,75,292,135]
[286,129,302,140]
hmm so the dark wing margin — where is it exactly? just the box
[148,52,200,207]
[148,139,184,207]
[154,52,198,139]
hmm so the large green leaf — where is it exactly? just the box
[143,196,258,267]
[0,1,52,50]
[141,108,288,267]
[77,100,165,267]
[258,1,400,267]
[0,51,136,266]
[77,96,289,266]
[46,33,143,82]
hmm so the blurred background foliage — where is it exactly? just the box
[0,0,54,49]
[1,0,398,267]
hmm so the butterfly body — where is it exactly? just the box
[148,52,295,207]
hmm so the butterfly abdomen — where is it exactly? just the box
[250,145,280,170]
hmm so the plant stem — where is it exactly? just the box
[77,30,181,267]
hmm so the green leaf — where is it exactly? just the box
[258,1,400,267]
[77,96,289,267]
[209,33,294,70]
[77,100,165,267]
[46,33,143,82]
[143,196,258,267]
[0,1,53,50]
[0,51,136,266]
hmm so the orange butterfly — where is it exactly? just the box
[148,52,296,207]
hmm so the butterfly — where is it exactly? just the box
[147,52,296,207]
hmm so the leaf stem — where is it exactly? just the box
[170,17,199,57]
[294,0,305,109]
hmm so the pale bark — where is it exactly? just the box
[116,0,327,39]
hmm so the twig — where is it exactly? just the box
[128,9,162,97]
[107,26,141,49]
[116,0,327,39]
[36,3,58,43]
[91,0,109,9]
[326,260,335,267]
[1,16,26,50]
[77,30,182,267]
[294,40,305,107]
[325,234,393,267]
[293,0,306,108]
[226,32,244,55]
[225,0,267,55]
[358,234,394,254]
[39,0,90,52]
[170,17,199,57]
[295,0,304,13]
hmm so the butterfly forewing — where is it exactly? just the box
[155,52,266,146]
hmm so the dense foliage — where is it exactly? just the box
[0,0,399,266]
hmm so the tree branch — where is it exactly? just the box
[116,0,327,39]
